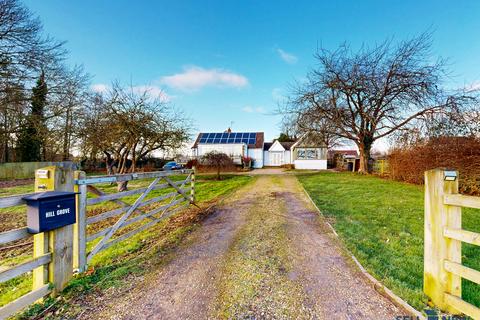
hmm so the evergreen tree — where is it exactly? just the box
[277,132,295,142]
[18,71,47,161]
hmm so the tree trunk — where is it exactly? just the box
[358,139,373,173]
[62,109,71,160]
[217,166,221,180]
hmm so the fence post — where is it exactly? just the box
[190,167,196,203]
[32,166,55,294]
[73,171,87,272]
[32,165,75,295]
[424,168,462,313]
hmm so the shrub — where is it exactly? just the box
[241,156,252,169]
[389,136,480,195]
[201,151,234,180]
[185,159,198,169]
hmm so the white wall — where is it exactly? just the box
[196,144,245,164]
[294,159,327,170]
[263,150,292,166]
[284,151,291,164]
[269,141,285,152]
[248,148,264,168]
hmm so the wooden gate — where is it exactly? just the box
[0,167,195,318]
[424,168,480,318]
[74,169,195,271]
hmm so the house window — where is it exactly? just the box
[297,148,320,160]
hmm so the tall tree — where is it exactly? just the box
[0,0,65,162]
[287,33,474,172]
[281,111,344,149]
[18,71,47,161]
[80,83,191,191]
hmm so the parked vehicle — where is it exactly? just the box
[162,161,183,170]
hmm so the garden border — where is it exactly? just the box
[299,182,426,320]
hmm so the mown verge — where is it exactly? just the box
[298,171,480,311]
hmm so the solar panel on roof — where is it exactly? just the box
[197,132,258,145]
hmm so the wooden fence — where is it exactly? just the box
[0,161,77,180]
[372,159,389,175]
[424,168,480,318]
[0,166,194,319]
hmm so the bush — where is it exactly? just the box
[389,136,480,195]
[201,151,235,180]
[185,159,198,169]
[241,156,252,169]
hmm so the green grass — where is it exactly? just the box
[297,171,480,311]
[0,174,253,318]
[0,184,32,197]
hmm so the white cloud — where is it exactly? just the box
[160,66,249,91]
[91,83,172,102]
[277,48,298,64]
[242,106,266,114]
[91,83,110,93]
[131,85,172,102]
[466,81,480,92]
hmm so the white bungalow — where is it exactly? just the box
[263,133,327,169]
[191,130,327,170]
[191,131,264,168]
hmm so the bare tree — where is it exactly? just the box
[43,65,91,160]
[80,83,191,191]
[0,0,66,162]
[286,33,474,173]
[282,111,343,149]
[201,151,233,180]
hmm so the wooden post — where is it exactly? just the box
[32,166,55,294]
[33,165,75,295]
[424,168,462,313]
[73,171,87,272]
[190,167,196,203]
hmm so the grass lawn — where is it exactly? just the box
[0,173,253,318]
[298,171,480,312]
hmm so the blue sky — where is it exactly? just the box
[24,0,480,145]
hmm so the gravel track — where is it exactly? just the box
[85,175,403,319]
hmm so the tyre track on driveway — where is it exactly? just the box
[88,179,259,320]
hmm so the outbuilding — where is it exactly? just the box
[263,140,294,166]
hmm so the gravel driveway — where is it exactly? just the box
[86,175,403,319]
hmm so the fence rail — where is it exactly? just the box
[0,220,49,319]
[424,168,480,318]
[0,166,195,319]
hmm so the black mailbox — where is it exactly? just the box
[23,191,77,234]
